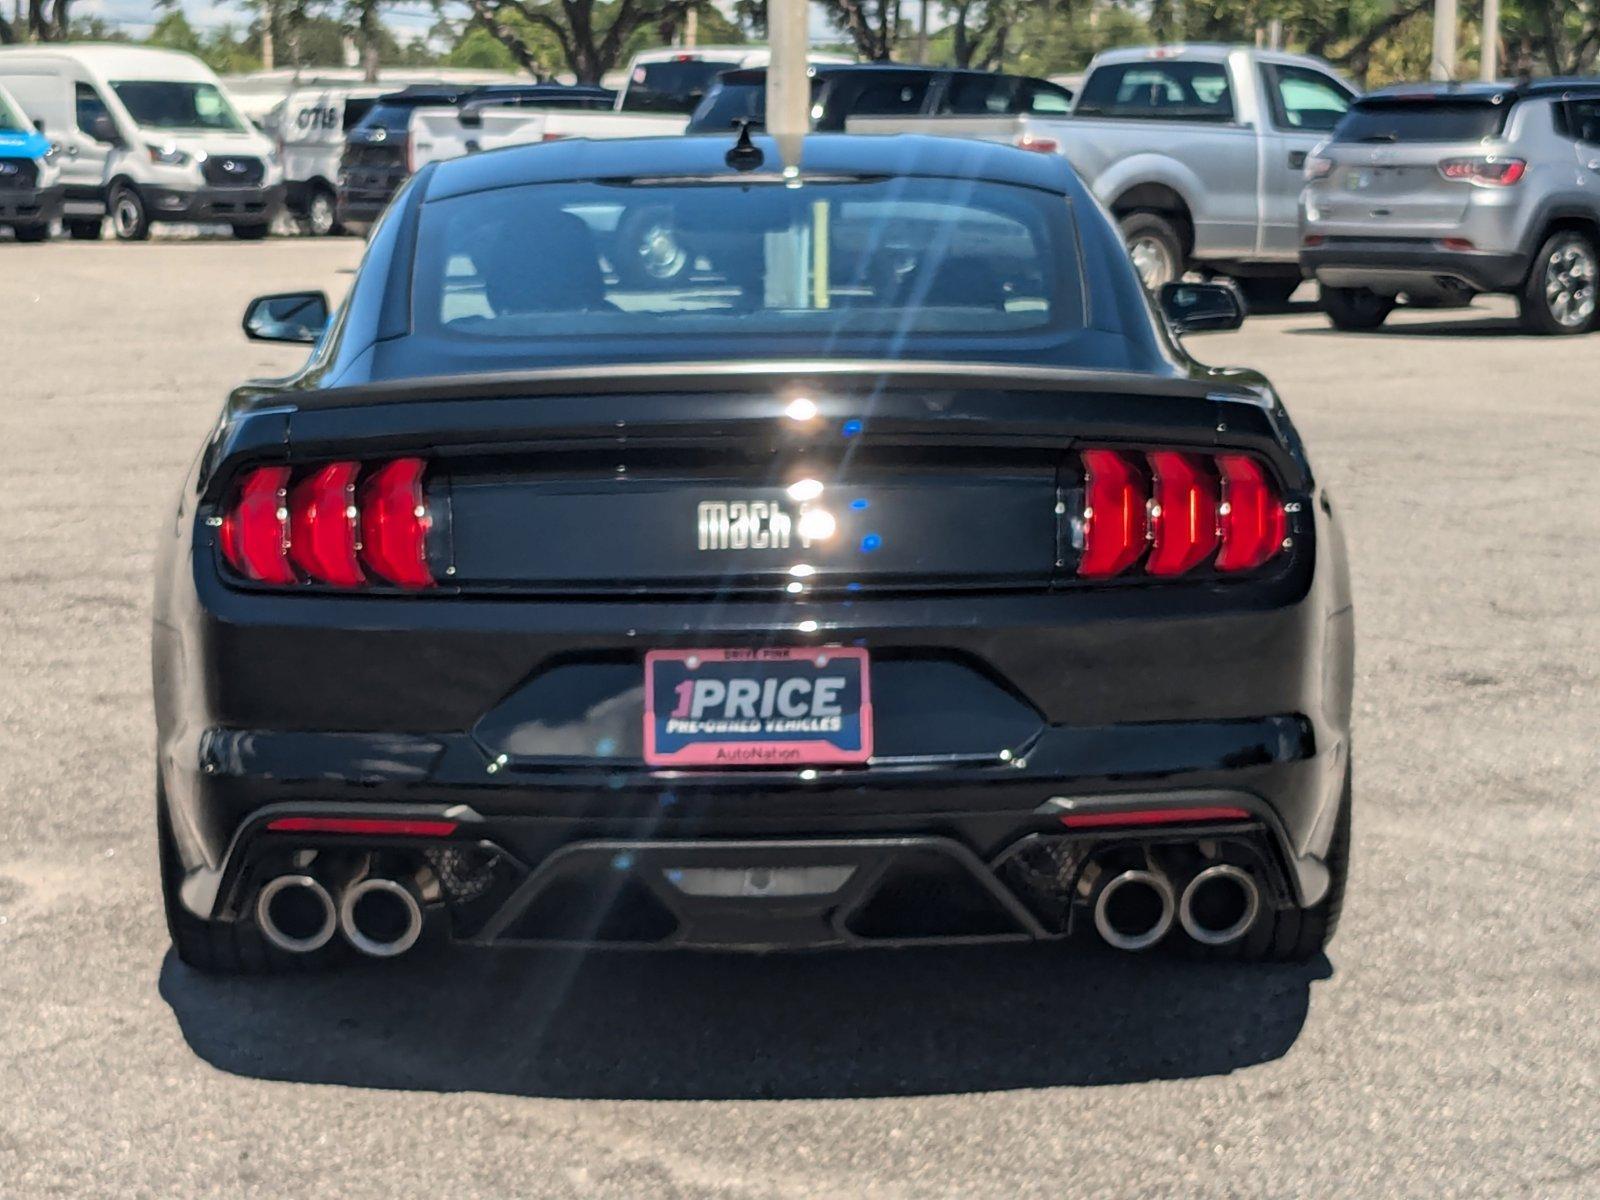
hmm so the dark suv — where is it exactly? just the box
[687,64,1073,134]
[1301,79,1600,334]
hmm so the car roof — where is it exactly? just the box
[424,132,1078,202]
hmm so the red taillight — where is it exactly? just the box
[221,465,295,584]
[1079,449,1148,578]
[1145,451,1218,577]
[1016,134,1059,154]
[288,461,364,587]
[359,457,434,589]
[1441,236,1476,251]
[1215,454,1287,572]
[1302,234,1325,247]
[265,816,458,837]
[1059,805,1252,829]
[1439,156,1526,186]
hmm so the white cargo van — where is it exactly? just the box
[0,44,282,240]
[265,83,386,235]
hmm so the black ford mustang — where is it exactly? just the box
[153,133,1354,973]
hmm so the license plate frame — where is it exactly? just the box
[643,647,873,768]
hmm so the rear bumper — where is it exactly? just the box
[145,183,284,225]
[1302,239,1529,294]
[0,182,63,225]
[336,180,403,228]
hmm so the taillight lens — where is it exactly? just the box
[1079,449,1148,578]
[1077,447,1288,579]
[359,457,434,589]
[1146,451,1219,576]
[288,461,364,587]
[1015,134,1059,154]
[1215,454,1288,572]
[220,466,295,584]
[1438,156,1526,186]
[217,457,434,590]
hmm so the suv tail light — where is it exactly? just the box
[1438,156,1526,186]
[1015,134,1059,154]
[1076,448,1289,579]
[218,458,435,590]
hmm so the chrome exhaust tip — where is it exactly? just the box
[1092,869,1175,952]
[1179,864,1262,947]
[339,876,424,958]
[255,874,338,954]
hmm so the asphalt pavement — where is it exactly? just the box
[1,239,1595,1198]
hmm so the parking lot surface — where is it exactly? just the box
[1,240,1596,1198]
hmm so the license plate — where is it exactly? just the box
[643,647,872,768]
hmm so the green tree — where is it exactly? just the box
[462,1,709,84]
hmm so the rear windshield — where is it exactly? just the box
[412,177,1083,366]
[354,98,452,133]
[1335,99,1511,143]
[623,60,730,113]
[1075,61,1234,122]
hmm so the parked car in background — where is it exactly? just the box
[688,62,1074,135]
[0,45,281,240]
[0,80,61,241]
[851,44,1354,304]
[267,83,387,235]
[618,45,853,115]
[1301,78,1600,334]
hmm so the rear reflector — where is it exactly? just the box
[359,458,434,589]
[1059,806,1252,829]
[265,817,459,837]
[220,466,296,585]
[1079,449,1148,578]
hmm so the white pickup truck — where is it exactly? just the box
[849,44,1357,304]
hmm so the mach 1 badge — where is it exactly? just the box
[644,647,873,767]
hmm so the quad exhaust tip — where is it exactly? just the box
[1179,864,1262,947]
[1093,868,1175,952]
[255,874,338,954]
[339,876,424,958]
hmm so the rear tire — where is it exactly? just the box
[614,203,693,289]
[1237,276,1302,312]
[109,183,150,241]
[11,222,49,243]
[157,781,340,975]
[302,184,340,237]
[66,217,103,240]
[1117,210,1185,291]
[1319,284,1394,330]
[231,223,270,241]
[1519,229,1598,335]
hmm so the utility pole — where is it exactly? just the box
[1480,0,1499,80]
[915,0,929,64]
[685,6,698,49]
[1431,0,1458,80]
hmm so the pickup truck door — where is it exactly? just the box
[1256,64,1354,257]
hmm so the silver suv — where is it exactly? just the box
[1300,80,1600,334]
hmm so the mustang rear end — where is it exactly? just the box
[153,134,1353,974]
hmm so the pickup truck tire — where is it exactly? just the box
[1319,285,1394,331]
[1237,277,1302,312]
[1519,230,1598,335]
[1117,212,1184,291]
[232,224,271,241]
[109,183,150,242]
[66,217,103,240]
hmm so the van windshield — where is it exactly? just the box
[0,88,28,132]
[111,81,245,133]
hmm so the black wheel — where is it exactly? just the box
[157,781,341,975]
[66,217,103,240]
[109,182,150,241]
[1319,284,1394,331]
[1236,276,1302,312]
[614,204,693,289]
[302,184,340,237]
[1117,210,1185,291]
[1519,229,1597,335]
[11,223,49,243]
[232,223,270,241]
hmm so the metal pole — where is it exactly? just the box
[767,0,809,172]
[1431,0,1458,81]
[916,0,930,64]
[685,7,698,50]
[1480,0,1499,81]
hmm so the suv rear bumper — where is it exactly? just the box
[1302,239,1529,294]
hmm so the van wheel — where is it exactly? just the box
[232,224,270,241]
[109,184,150,241]
[11,223,49,243]
[1319,285,1394,330]
[66,217,103,240]
[1520,230,1598,334]
[303,185,340,237]
[1117,211,1185,291]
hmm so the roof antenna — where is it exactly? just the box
[726,120,764,172]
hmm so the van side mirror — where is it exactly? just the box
[33,117,45,133]
[88,113,121,145]
[1158,281,1245,335]
[243,291,330,344]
